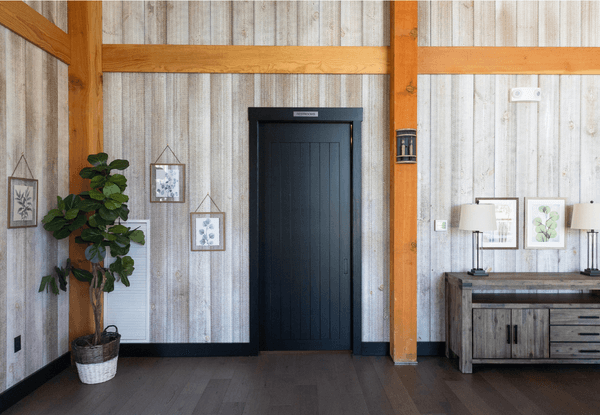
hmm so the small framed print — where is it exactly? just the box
[524,197,567,250]
[475,197,519,249]
[150,164,185,203]
[8,177,38,228]
[191,212,225,251]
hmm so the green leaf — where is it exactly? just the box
[53,228,72,240]
[71,267,93,283]
[109,242,129,257]
[42,209,63,224]
[87,152,109,166]
[117,205,129,221]
[547,220,558,229]
[103,271,115,293]
[109,193,129,203]
[549,211,560,221]
[102,232,117,241]
[115,235,130,246]
[65,208,79,220]
[533,217,543,226]
[536,233,549,242]
[90,175,107,189]
[109,174,127,187]
[89,189,105,201]
[110,225,128,234]
[81,228,104,244]
[535,225,546,233]
[549,229,558,238]
[69,213,88,232]
[92,165,110,173]
[129,229,145,244]
[85,244,106,263]
[104,199,122,211]
[44,217,67,232]
[103,183,120,198]
[99,206,119,222]
[74,236,85,244]
[122,255,134,268]
[109,159,129,170]
[39,275,59,295]
[64,194,81,210]
[79,167,95,179]
[78,199,102,213]
[120,274,131,287]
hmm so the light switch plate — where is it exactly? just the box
[434,220,447,232]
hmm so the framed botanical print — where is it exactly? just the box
[8,177,38,228]
[191,212,225,251]
[475,197,519,249]
[524,197,567,249]
[150,163,185,203]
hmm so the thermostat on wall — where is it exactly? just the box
[434,220,447,232]
[510,87,541,102]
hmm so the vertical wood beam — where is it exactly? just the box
[68,1,103,344]
[389,1,418,363]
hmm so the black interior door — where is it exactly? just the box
[259,122,352,350]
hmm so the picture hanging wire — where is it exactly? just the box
[153,144,182,164]
[11,153,35,179]
[194,193,222,213]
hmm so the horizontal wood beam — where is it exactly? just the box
[103,44,390,74]
[0,1,70,64]
[419,47,600,75]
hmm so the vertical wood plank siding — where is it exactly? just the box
[0,2,68,393]
[417,0,600,342]
[102,1,390,343]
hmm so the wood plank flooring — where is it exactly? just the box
[4,354,600,415]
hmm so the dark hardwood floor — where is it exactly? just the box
[4,353,600,415]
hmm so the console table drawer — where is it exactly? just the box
[551,343,600,359]
[551,326,600,342]
[550,309,600,325]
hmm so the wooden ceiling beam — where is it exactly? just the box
[102,44,390,74]
[0,1,70,64]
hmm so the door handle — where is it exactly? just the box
[344,258,349,274]
[579,333,600,336]
[507,325,511,344]
[514,325,518,344]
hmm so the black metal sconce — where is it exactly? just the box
[396,129,417,164]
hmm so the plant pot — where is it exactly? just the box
[71,325,121,384]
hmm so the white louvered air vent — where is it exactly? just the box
[104,220,150,343]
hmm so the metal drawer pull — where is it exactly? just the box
[579,333,600,336]
[579,350,600,353]
[578,316,600,319]
[506,325,511,344]
[514,325,518,344]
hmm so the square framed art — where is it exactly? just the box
[524,197,567,249]
[8,177,38,228]
[191,212,225,251]
[475,197,519,249]
[150,163,185,203]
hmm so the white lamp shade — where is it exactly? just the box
[571,203,600,230]
[459,204,497,232]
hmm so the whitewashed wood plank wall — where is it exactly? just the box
[0,1,68,394]
[102,1,391,343]
[418,0,600,342]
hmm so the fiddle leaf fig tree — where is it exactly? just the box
[39,153,145,346]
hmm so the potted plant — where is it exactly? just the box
[39,153,145,384]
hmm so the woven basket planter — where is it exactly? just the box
[72,325,121,384]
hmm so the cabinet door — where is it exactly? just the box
[511,309,549,359]
[473,309,512,359]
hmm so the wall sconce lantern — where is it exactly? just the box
[396,129,416,164]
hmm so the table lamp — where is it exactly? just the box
[571,201,600,276]
[459,203,497,276]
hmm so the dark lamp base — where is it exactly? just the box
[468,268,489,277]
[581,268,600,276]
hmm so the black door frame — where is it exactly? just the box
[249,107,363,355]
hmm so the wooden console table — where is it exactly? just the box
[445,272,600,373]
